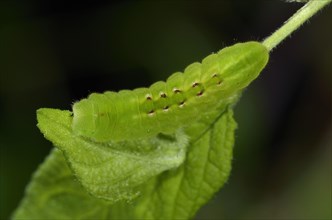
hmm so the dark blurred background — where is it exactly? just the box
[0,1,331,219]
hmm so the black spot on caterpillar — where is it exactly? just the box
[72,41,269,142]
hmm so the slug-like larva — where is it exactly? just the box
[72,41,269,142]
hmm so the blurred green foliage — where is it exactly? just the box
[0,1,331,219]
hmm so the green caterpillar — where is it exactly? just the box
[72,41,269,142]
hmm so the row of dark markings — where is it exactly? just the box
[146,73,223,115]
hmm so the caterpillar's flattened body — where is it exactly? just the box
[72,42,269,142]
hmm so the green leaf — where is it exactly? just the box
[35,108,189,202]
[12,149,112,220]
[109,107,237,219]
[13,106,236,220]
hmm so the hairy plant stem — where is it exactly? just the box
[262,0,331,51]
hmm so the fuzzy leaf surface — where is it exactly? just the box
[109,107,237,219]
[12,149,111,220]
[34,108,188,202]
[13,107,236,220]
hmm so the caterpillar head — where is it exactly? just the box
[72,99,96,138]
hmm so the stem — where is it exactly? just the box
[262,0,331,51]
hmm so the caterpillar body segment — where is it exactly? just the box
[72,41,269,142]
